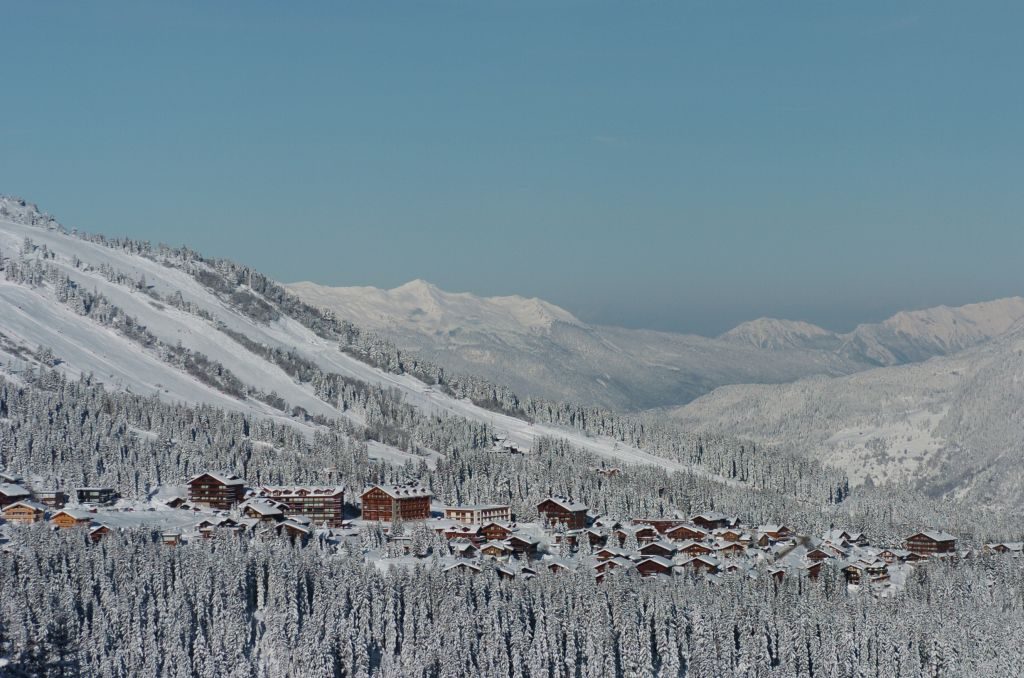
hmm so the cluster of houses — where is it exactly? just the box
[0,470,1014,589]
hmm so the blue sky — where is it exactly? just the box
[1,2,1021,334]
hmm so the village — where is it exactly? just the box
[1,469,1019,591]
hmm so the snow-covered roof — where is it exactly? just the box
[540,497,587,512]
[52,509,94,521]
[640,539,677,552]
[4,499,47,512]
[636,555,674,569]
[444,504,509,512]
[364,483,432,499]
[189,472,245,487]
[0,483,30,498]
[259,485,345,498]
[911,530,956,542]
[241,500,284,516]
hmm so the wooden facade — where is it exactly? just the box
[188,473,245,510]
[50,509,93,529]
[537,498,588,530]
[259,486,345,527]
[0,483,31,508]
[2,500,46,524]
[360,484,432,522]
[905,531,957,556]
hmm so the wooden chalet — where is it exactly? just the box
[188,472,245,510]
[536,497,588,530]
[242,499,285,523]
[679,541,715,557]
[50,509,94,529]
[278,520,312,545]
[682,555,720,575]
[638,540,677,559]
[905,531,957,556]
[259,485,345,526]
[717,528,748,543]
[449,538,479,559]
[984,542,1024,555]
[715,542,746,558]
[444,561,481,575]
[443,504,511,525]
[480,521,515,542]
[665,524,707,542]
[804,561,825,580]
[89,524,112,543]
[692,512,736,531]
[162,532,182,546]
[480,540,513,559]
[614,524,659,547]
[2,500,46,525]
[0,483,31,508]
[842,560,889,585]
[634,518,688,534]
[806,547,834,562]
[360,484,432,522]
[442,523,484,544]
[584,527,609,547]
[758,524,793,541]
[878,548,911,564]
[596,546,629,561]
[635,556,674,578]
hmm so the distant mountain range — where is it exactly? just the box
[288,279,1024,411]
[674,320,1024,509]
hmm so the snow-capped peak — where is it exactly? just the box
[719,318,836,350]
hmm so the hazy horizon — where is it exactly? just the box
[2,1,1021,335]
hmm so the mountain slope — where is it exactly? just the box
[287,280,868,410]
[672,323,1024,508]
[0,196,727,476]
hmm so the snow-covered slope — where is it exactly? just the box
[287,280,868,410]
[673,323,1024,508]
[0,196,697,475]
[290,279,1024,412]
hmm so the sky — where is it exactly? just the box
[1,1,1022,335]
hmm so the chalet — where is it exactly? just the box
[449,538,479,559]
[679,541,715,557]
[715,542,746,558]
[0,472,23,484]
[804,561,825,580]
[692,512,736,531]
[50,509,94,529]
[480,540,513,559]
[681,555,720,574]
[594,556,635,575]
[480,521,515,542]
[547,559,576,574]
[444,504,511,525]
[278,520,312,544]
[635,556,674,578]
[34,490,67,509]
[824,529,868,547]
[188,473,245,510]
[633,518,690,534]
[806,548,834,562]
[584,527,610,547]
[444,561,481,575]
[596,546,628,561]
[985,542,1024,555]
[639,540,677,559]
[716,528,748,543]
[443,524,484,543]
[162,532,182,546]
[2,500,46,525]
[536,497,588,530]
[769,568,786,583]
[75,487,118,506]
[89,524,111,543]
[842,560,889,585]
[259,486,345,526]
[905,531,957,556]
[758,525,793,541]
[665,524,707,542]
[360,484,432,522]
[242,499,284,523]
[879,548,911,564]
[595,467,622,478]
[0,483,31,508]
[614,524,659,547]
